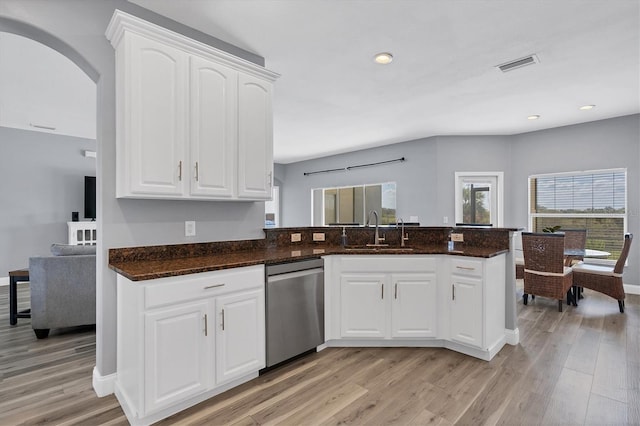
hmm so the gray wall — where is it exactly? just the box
[1,0,267,379]
[277,114,640,287]
[277,135,510,227]
[0,127,96,273]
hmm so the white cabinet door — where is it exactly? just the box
[189,55,237,198]
[124,33,187,197]
[340,273,386,338]
[450,275,483,348]
[215,289,265,385]
[391,273,437,338]
[144,301,209,415]
[237,73,273,200]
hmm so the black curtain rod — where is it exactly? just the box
[303,157,405,176]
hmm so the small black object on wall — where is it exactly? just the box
[72,211,79,222]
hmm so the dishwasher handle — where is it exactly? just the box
[267,268,324,283]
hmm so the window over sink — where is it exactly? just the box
[312,182,397,226]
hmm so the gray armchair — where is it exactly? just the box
[28,244,96,339]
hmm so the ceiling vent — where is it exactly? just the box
[496,54,539,72]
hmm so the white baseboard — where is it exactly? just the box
[505,328,520,345]
[93,366,116,397]
[624,284,640,295]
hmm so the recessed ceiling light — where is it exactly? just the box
[579,104,595,110]
[527,115,540,120]
[374,52,393,65]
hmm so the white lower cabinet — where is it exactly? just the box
[215,289,265,385]
[116,265,265,425]
[332,256,438,340]
[144,301,210,414]
[391,273,437,338]
[340,273,387,338]
[325,254,506,361]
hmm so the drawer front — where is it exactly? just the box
[144,265,264,309]
[339,255,436,273]
[450,257,483,278]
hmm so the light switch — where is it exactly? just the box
[451,233,464,242]
[185,221,196,237]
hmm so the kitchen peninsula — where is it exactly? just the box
[109,226,519,426]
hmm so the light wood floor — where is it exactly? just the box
[1,282,638,425]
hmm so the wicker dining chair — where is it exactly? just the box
[521,232,575,312]
[572,233,633,313]
[562,229,588,264]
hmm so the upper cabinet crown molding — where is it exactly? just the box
[105,9,279,82]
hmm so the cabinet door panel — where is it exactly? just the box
[340,274,386,338]
[128,34,186,196]
[450,276,483,347]
[215,290,265,385]
[190,56,237,197]
[144,301,209,415]
[237,73,273,200]
[391,273,437,338]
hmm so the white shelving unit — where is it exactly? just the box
[67,221,97,245]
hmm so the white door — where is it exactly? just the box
[144,301,209,415]
[215,289,265,385]
[454,172,503,226]
[340,273,387,338]
[391,273,437,338]
[450,275,483,348]
[126,33,187,197]
[189,55,237,198]
[237,73,273,200]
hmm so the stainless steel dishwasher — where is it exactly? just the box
[265,258,324,368]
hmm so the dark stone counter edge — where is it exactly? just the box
[109,245,510,282]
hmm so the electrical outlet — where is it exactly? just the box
[291,233,301,242]
[313,233,325,242]
[451,233,464,242]
[185,221,196,237]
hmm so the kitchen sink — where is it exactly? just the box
[343,246,414,252]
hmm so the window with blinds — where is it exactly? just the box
[529,169,627,260]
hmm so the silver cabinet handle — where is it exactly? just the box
[456,266,475,271]
[381,283,384,300]
[394,283,398,299]
[178,161,182,181]
[204,283,225,289]
[195,161,199,181]
[452,284,455,300]
[204,314,208,336]
[221,308,225,331]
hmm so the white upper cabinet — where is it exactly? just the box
[189,55,237,198]
[237,73,274,200]
[106,10,278,201]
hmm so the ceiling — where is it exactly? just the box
[131,0,640,164]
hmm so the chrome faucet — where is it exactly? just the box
[398,218,409,247]
[366,210,385,245]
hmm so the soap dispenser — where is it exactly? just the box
[341,227,348,247]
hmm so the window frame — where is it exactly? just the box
[527,168,628,264]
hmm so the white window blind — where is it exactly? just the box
[529,169,627,260]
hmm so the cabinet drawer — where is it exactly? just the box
[144,265,264,309]
[450,257,483,278]
[340,256,436,273]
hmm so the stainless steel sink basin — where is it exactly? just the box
[344,246,414,252]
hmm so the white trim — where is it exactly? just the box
[0,276,8,287]
[505,328,520,345]
[454,171,504,227]
[92,366,116,397]
[624,284,640,295]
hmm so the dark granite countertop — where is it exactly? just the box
[110,243,508,282]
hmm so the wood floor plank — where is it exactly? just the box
[1,280,639,425]
[584,393,628,425]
